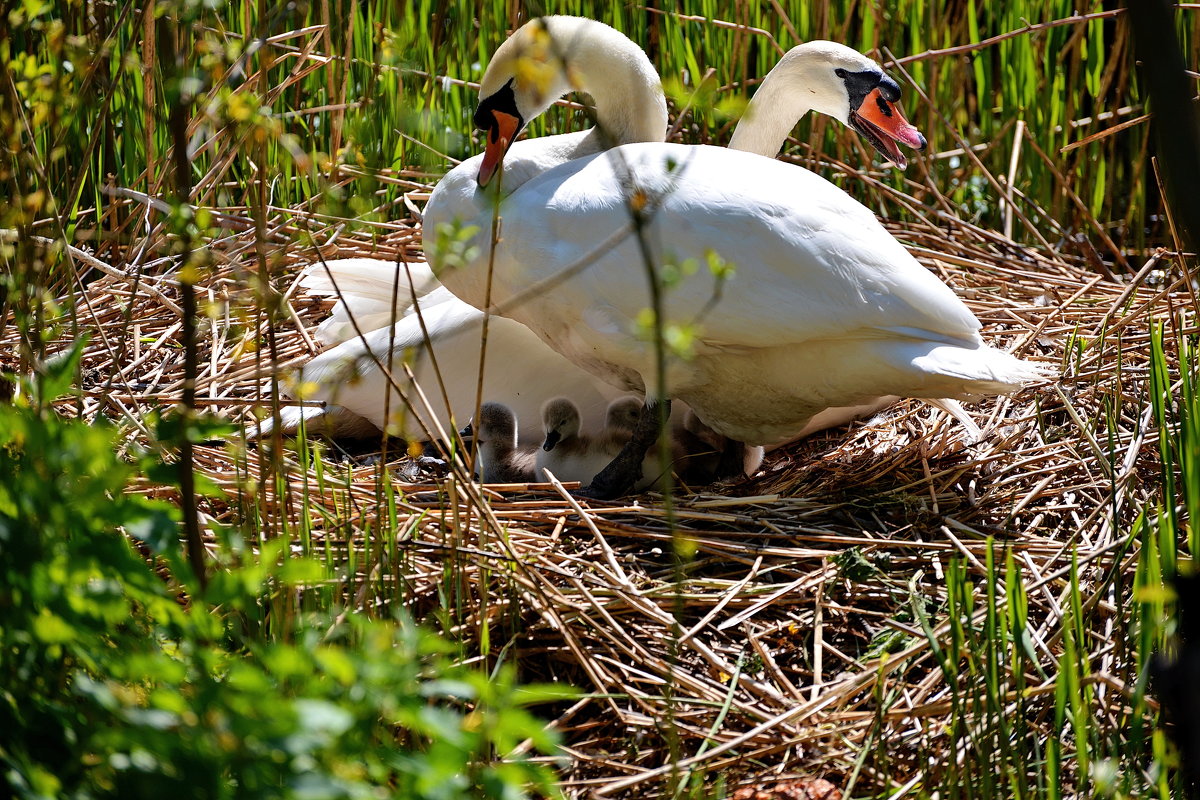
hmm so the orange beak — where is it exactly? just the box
[477,111,521,188]
[850,88,927,170]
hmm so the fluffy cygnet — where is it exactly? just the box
[538,396,677,490]
[675,410,766,484]
[464,402,537,484]
[536,397,615,486]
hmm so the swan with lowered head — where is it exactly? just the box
[269,18,930,450]
[258,18,666,444]
[428,18,1047,498]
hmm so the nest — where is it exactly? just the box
[3,152,1183,796]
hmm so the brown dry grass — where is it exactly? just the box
[4,135,1182,794]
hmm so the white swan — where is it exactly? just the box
[273,18,931,453]
[428,21,1047,497]
[265,18,663,444]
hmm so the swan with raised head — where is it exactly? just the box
[277,18,932,451]
[428,18,1046,498]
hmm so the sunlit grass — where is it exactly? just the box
[18,1,1185,259]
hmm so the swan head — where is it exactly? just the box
[474,17,666,187]
[605,396,643,434]
[791,41,926,169]
[475,19,575,186]
[541,396,582,451]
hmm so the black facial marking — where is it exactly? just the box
[840,68,888,115]
[874,93,893,118]
[877,75,902,102]
[474,78,524,132]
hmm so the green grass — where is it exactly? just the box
[6,1,1185,270]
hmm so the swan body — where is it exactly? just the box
[437,142,1041,445]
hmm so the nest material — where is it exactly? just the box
[4,160,1182,796]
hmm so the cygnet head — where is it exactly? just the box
[742,40,925,168]
[468,402,519,450]
[605,397,643,434]
[541,396,582,451]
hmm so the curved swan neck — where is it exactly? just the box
[728,43,842,158]
[541,16,667,146]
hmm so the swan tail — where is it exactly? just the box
[913,344,1053,397]
[299,258,438,345]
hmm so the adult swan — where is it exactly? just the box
[427,17,1047,497]
[281,19,918,446]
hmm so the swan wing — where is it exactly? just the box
[299,258,441,345]
[294,295,623,444]
[454,144,981,353]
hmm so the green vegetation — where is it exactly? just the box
[0,348,565,797]
[1,1,1196,798]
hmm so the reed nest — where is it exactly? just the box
[3,140,1181,796]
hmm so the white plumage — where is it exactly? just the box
[428,20,1046,464]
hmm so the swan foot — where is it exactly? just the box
[578,398,671,500]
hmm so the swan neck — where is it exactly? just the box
[586,77,667,146]
[728,48,831,158]
[728,68,816,158]
[553,19,667,146]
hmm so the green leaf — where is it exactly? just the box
[31,335,87,405]
[32,608,76,643]
[124,505,180,554]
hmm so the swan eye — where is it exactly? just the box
[834,68,847,78]
[877,75,902,102]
